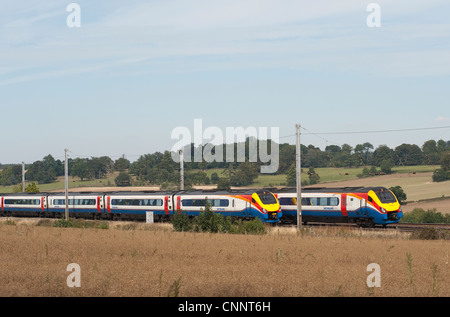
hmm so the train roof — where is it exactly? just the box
[269,186,390,194]
[105,191,177,196]
[0,189,276,196]
[174,189,274,196]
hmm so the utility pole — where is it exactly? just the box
[65,149,69,220]
[296,124,302,230]
[22,162,25,192]
[179,149,184,190]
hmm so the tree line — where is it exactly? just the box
[0,138,449,188]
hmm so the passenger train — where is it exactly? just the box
[0,189,282,223]
[0,186,402,227]
[272,186,402,227]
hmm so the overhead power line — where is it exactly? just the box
[300,125,450,135]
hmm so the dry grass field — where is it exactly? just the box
[1,218,449,298]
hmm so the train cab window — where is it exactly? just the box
[257,192,277,204]
[375,190,396,203]
[368,196,373,203]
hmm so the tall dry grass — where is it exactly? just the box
[0,218,449,297]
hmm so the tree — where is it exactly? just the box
[71,158,90,181]
[286,163,297,187]
[422,140,440,165]
[210,172,219,184]
[0,165,22,186]
[394,144,424,166]
[13,182,40,193]
[308,167,320,185]
[380,159,394,174]
[278,144,296,174]
[230,161,259,186]
[432,169,448,182]
[114,156,130,171]
[441,151,450,171]
[217,178,231,190]
[358,142,374,165]
[372,145,394,166]
[432,151,450,182]
[88,156,114,179]
[389,186,407,204]
[115,172,132,187]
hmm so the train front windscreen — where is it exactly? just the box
[374,188,397,203]
[257,191,278,205]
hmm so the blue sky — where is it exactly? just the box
[1,0,449,164]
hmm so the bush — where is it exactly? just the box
[401,208,450,224]
[172,211,266,235]
[115,172,132,187]
[380,159,394,174]
[232,218,266,235]
[432,169,449,182]
[172,212,192,232]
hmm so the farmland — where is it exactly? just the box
[1,218,449,298]
[1,165,449,214]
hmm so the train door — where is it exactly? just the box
[96,196,102,213]
[41,196,47,213]
[164,196,171,214]
[341,194,347,216]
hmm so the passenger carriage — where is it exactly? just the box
[174,189,281,223]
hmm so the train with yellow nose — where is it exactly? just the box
[273,186,402,227]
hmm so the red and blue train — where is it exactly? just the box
[0,189,282,223]
[273,186,403,227]
[0,186,403,227]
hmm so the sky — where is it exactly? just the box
[1,0,449,164]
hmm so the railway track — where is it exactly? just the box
[280,220,450,234]
[392,222,450,233]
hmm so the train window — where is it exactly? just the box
[5,199,40,205]
[111,199,163,206]
[181,199,229,207]
[329,197,339,206]
[52,199,95,205]
[375,190,396,203]
[300,197,339,206]
[257,193,277,205]
[279,198,296,206]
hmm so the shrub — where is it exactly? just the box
[432,169,449,182]
[173,212,266,235]
[172,212,192,232]
[401,208,449,224]
[233,218,266,235]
